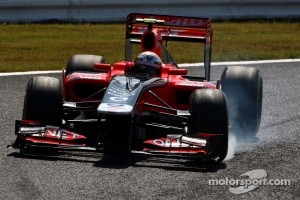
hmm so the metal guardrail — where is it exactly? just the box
[0,0,299,22]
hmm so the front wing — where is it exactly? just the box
[12,120,215,159]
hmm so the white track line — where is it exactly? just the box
[1,59,300,76]
[0,70,61,77]
[178,58,300,67]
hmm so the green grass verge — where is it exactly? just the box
[0,22,299,72]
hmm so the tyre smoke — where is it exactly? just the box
[224,133,237,161]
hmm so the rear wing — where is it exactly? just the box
[126,13,212,43]
[125,13,213,80]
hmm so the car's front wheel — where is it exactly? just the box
[189,89,228,162]
[23,76,62,125]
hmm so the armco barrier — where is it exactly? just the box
[0,0,299,22]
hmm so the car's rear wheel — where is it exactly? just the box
[65,54,106,77]
[220,66,263,140]
[189,89,228,162]
[23,76,62,125]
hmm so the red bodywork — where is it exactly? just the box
[64,62,216,106]
[14,13,219,159]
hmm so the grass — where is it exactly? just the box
[0,22,299,72]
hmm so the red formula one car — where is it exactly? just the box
[11,13,263,162]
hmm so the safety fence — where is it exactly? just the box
[0,0,299,22]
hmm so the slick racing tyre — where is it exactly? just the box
[189,89,228,162]
[220,66,263,140]
[65,54,107,77]
[23,76,63,125]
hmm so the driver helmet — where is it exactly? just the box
[134,51,162,76]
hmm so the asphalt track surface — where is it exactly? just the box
[1,62,300,199]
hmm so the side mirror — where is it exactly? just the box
[168,68,188,75]
[94,63,111,72]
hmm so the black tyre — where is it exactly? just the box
[220,66,263,140]
[65,54,106,77]
[189,89,228,162]
[23,76,62,125]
